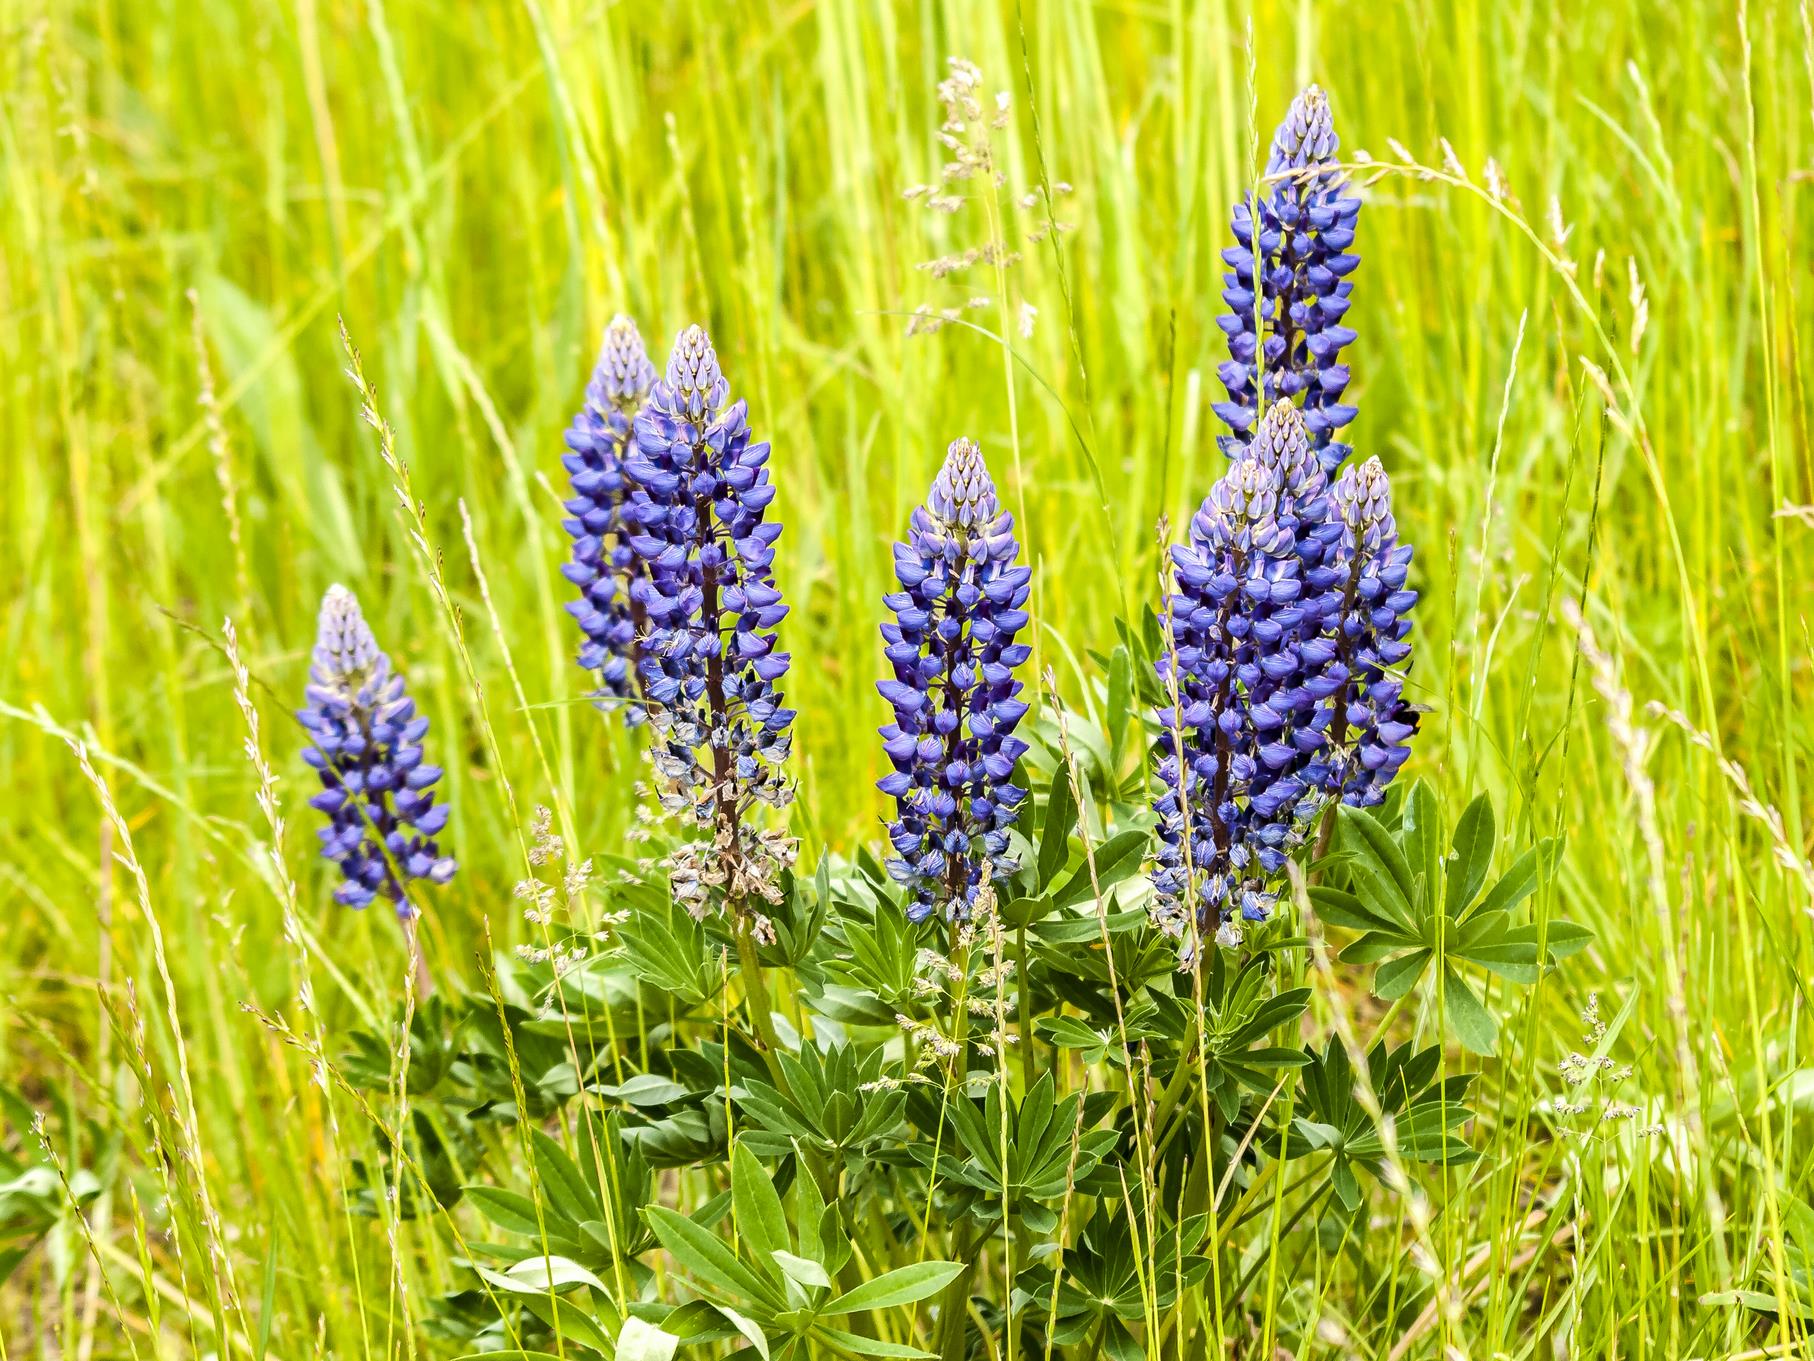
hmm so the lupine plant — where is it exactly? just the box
[876,437,1032,923]
[1327,455,1419,804]
[1153,87,1417,959]
[1214,85,1362,471]
[299,584,455,912]
[1153,404,1346,955]
[560,314,658,715]
[290,84,1590,1361]
[622,324,796,935]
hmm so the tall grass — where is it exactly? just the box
[2,0,1810,1356]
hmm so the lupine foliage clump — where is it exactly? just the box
[263,83,1600,1361]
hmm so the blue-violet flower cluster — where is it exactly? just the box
[1154,85,1416,960]
[1214,85,1362,473]
[877,438,1032,923]
[623,326,796,925]
[1328,457,1418,805]
[300,585,455,915]
[1153,404,1344,954]
[561,315,658,715]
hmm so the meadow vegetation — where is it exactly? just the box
[3,1,1812,1358]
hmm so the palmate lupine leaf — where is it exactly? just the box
[901,1072,1119,1233]
[732,1042,908,1163]
[1014,1206,1211,1352]
[814,893,922,1024]
[1311,783,1591,1053]
[1080,953,1310,1123]
[615,889,716,1008]
[463,1117,656,1276]
[1287,1037,1478,1209]
[643,1145,957,1360]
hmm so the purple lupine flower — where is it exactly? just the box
[1235,403,1346,854]
[1214,86,1362,473]
[1326,456,1418,805]
[299,585,455,915]
[877,438,1032,923]
[560,315,659,716]
[623,326,795,924]
[1153,459,1294,954]
[1152,402,1350,959]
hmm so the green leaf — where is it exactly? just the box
[816,1326,936,1359]
[1049,830,1147,911]
[1038,770,1077,891]
[507,1256,610,1293]
[465,1186,549,1238]
[1461,948,1540,985]
[1473,841,1554,919]
[1442,967,1498,1055]
[1374,949,1430,1000]
[1294,1119,1343,1150]
[1446,795,1495,915]
[1456,908,1512,950]
[1308,886,1401,934]
[792,1155,826,1264]
[773,1250,831,1290]
[823,1261,966,1315]
[731,1143,790,1278]
[1106,647,1133,766]
[1037,1015,1118,1065]
[596,1075,690,1107]
[1335,805,1415,928]
[615,1318,680,1361]
[522,1293,616,1354]
[1339,935,1405,966]
[659,1300,736,1343]
[644,1206,771,1305]
[1029,907,1146,943]
[1502,920,1594,959]
[532,1130,598,1224]
[1403,781,1442,908]
[997,895,1048,929]
[1699,1289,1814,1323]
[714,1305,770,1361]
[1331,1159,1362,1210]
[474,1256,610,1297]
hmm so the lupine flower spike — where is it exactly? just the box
[300,585,455,914]
[1328,457,1418,804]
[623,326,796,934]
[560,315,659,715]
[1155,422,1321,958]
[1152,393,1420,962]
[1215,86,1362,472]
[877,438,1033,923]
